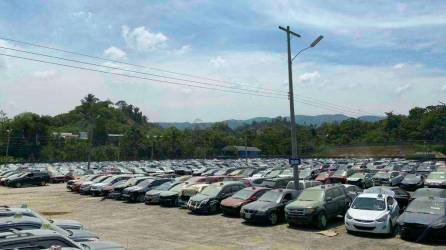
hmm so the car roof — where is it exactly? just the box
[356,193,389,199]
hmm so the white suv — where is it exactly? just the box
[345,193,399,235]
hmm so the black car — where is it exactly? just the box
[241,189,299,225]
[108,176,150,200]
[411,188,446,201]
[6,171,50,188]
[398,197,446,241]
[187,181,245,214]
[400,164,417,174]
[144,181,177,204]
[399,174,424,191]
[122,178,171,202]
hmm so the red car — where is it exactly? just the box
[315,172,333,184]
[220,187,270,216]
[327,169,354,184]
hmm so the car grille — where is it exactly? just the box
[287,208,304,216]
[354,225,375,231]
[354,219,373,223]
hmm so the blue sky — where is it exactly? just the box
[0,0,445,122]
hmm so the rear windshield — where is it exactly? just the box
[405,199,445,215]
[232,189,256,200]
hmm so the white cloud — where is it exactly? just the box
[121,25,168,51]
[210,56,227,67]
[393,63,406,69]
[442,85,446,91]
[395,83,411,94]
[298,71,321,83]
[104,46,127,60]
[174,45,191,55]
[32,70,57,79]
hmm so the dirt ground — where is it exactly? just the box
[0,184,443,250]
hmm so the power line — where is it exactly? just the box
[0,46,288,97]
[0,36,288,95]
[0,46,372,116]
[0,52,372,116]
[0,37,375,116]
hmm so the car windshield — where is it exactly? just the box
[300,169,311,178]
[374,172,389,178]
[349,173,364,179]
[297,189,324,202]
[258,191,282,203]
[170,182,186,192]
[265,170,281,178]
[351,197,385,211]
[404,174,419,181]
[281,169,293,176]
[155,182,173,191]
[232,189,256,200]
[405,199,445,215]
[93,176,109,182]
[201,185,222,196]
[333,170,347,177]
[136,179,153,187]
[428,172,446,179]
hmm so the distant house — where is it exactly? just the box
[222,145,261,158]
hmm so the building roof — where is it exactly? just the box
[222,146,261,152]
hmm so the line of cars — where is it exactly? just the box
[3,157,446,245]
[0,205,124,249]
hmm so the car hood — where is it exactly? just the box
[67,229,98,241]
[347,177,363,181]
[91,183,107,188]
[160,190,179,197]
[243,200,277,211]
[81,240,125,250]
[425,179,446,184]
[190,193,213,202]
[287,200,322,209]
[401,179,420,185]
[348,208,387,221]
[52,219,83,230]
[399,212,444,225]
[146,189,163,196]
[221,197,245,207]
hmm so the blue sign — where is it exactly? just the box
[289,158,301,166]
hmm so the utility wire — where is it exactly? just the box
[0,48,369,116]
[0,37,373,116]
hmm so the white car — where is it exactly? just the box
[345,193,399,235]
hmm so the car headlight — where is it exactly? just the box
[431,221,446,229]
[304,208,316,214]
[376,214,388,222]
[346,212,353,220]
[199,199,209,206]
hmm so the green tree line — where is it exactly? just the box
[0,94,445,162]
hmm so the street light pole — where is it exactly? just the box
[279,25,323,190]
[4,129,12,167]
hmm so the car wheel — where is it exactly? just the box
[269,212,278,225]
[15,182,22,188]
[138,194,145,202]
[317,212,327,229]
[40,181,46,186]
[208,203,217,214]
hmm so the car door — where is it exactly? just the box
[333,187,346,214]
[324,189,337,218]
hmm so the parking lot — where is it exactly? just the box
[1,184,442,250]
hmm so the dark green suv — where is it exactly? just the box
[285,184,351,229]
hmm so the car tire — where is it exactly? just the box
[208,203,217,214]
[15,182,22,188]
[138,194,145,202]
[40,181,46,186]
[317,212,327,229]
[269,212,278,225]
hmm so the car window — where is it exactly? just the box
[282,193,292,202]
[387,197,394,206]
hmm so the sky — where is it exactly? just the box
[0,0,445,122]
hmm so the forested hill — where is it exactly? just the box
[158,114,384,129]
[0,94,445,162]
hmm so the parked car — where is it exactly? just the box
[345,193,399,235]
[364,186,411,211]
[79,175,112,195]
[285,180,322,190]
[424,171,446,188]
[343,184,363,201]
[315,172,332,184]
[411,188,446,201]
[400,164,417,175]
[90,175,132,196]
[122,178,171,202]
[399,174,424,191]
[346,173,374,189]
[398,197,446,241]
[372,171,403,186]
[187,181,246,214]
[144,181,177,204]
[258,177,293,188]
[108,176,150,200]
[327,169,353,184]
[285,184,351,229]
[220,186,270,216]
[6,171,51,188]
[159,182,190,206]
[241,189,299,225]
